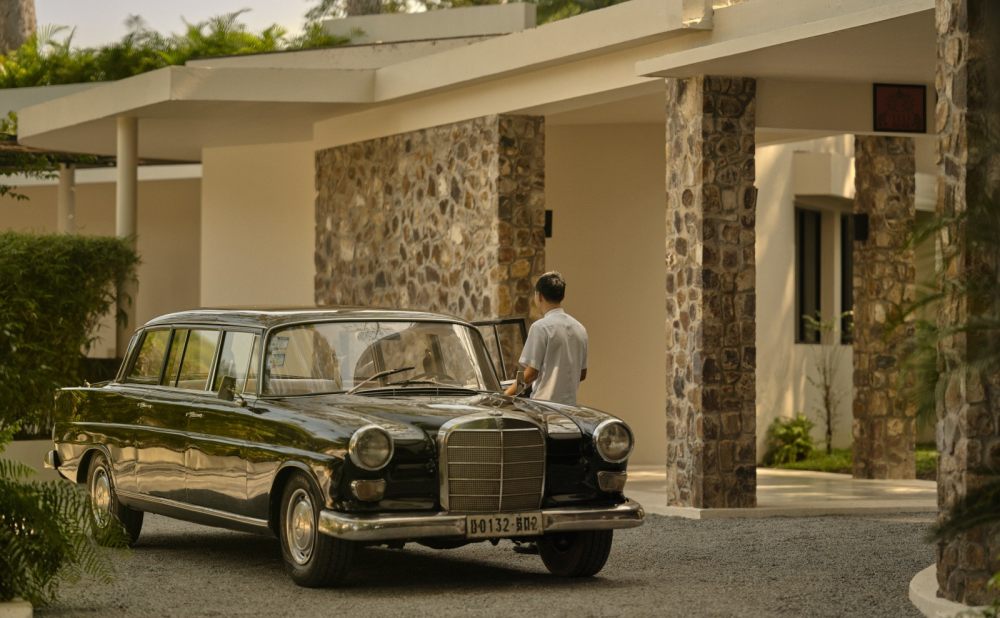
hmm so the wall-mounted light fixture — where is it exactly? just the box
[853,213,870,242]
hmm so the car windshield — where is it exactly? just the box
[262,321,500,396]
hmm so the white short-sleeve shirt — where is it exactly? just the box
[518,308,588,405]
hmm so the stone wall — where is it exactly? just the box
[664,76,757,509]
[935,0,1000,605]
[314,115,545,322]
[851,135,917,479]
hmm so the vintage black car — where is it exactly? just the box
[48,309,644,586]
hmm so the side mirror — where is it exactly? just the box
[218,375,237,402]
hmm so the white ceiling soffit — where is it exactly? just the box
[16,67,373,160]
[637,0,935,83]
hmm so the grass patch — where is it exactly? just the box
[767,444,938,480]
[915,444,938,480]
[772,448,853,474]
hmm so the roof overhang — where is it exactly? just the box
[17,66,373,160]
[16,0,706,160]
[637,0,935,83]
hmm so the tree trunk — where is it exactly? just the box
[344,0,382,15]
[0,0,36,54]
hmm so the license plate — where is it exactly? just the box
[466,512,544,539]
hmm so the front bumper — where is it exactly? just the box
[318,499,645,542]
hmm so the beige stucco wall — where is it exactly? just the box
[200,141,315,307]
[0,179,201,356]
[756,136,857,456]
[545,123,667,466]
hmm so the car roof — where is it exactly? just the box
[142,307,472,330]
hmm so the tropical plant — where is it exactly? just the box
[763,414,815,465]
[0,422,126,606]
[802,313,850,455]
[0,233,138,437]
[0,11,349,89]
[306,0,631,24]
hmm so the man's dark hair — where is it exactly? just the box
[535,271,566,303]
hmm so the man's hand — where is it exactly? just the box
[504,366,538,397]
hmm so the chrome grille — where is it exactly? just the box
[441,415,545,513]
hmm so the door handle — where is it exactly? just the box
[186,411,203,419]
[137,402,153,410]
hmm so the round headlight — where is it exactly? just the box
[349,425,394,471]
[593,420,633,463]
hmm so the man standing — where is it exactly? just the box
[504,272,587,405]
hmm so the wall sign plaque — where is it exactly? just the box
[873,83,927,133]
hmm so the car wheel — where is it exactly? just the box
[279,472,355,587]
[537,530,613,577]
[87,452,143,546]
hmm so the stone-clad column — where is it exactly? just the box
[935,0,1000,605]
[314,115,545,322]
[851,136,917,479]
[664,76,757,509]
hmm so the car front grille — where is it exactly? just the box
[441,415,545,513]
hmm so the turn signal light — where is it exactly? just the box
[597,471,627,493]
[351,479,386,502]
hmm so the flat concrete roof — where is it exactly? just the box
[15,0,936,160]
[15,0,701,159]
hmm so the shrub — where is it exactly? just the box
[764,414,815,465]
[0,423,125,606]
[0,232,138,437]
[0,12,349,89]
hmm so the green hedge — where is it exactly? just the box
[0,233,138,437]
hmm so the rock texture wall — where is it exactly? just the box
[314,115,545,322]
[851,135,917,479]
[935,0,1000,605]
[664,76,757,509]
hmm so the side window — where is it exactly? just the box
[176,330,220,390]
[795,208,822,343]
[162,329,190,386]
[212,332,259,394]
[126,329,171,384]
[473,319,527,382]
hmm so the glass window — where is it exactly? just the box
[841,215,855,344]
[162,329,189,387]
[126,329,170,384]
[477,325,504,379]
[495,321,526,381]
[796,208,822,343]
[212,332,259,394]
[175,330,220,391]
[263,321,499,396]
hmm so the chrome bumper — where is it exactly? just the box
[318,499,645,542]
[43,449,60,470]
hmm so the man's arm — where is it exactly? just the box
[504,366,538,396]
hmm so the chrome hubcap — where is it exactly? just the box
[91,467,112,527]
[285,488,315,565]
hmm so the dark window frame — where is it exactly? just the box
[840,214,855,344]
[795,207,822,344]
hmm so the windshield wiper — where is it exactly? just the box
[347,366,415,394]
[386,378,475,390]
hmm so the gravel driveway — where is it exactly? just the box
[40,512,934,617]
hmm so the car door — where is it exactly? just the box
[473,318,528,390]
[123,327,190,502]
[183,329,260,516]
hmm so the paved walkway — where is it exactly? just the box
[628,466,937,518]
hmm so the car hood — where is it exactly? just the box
[260,391,617,442]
